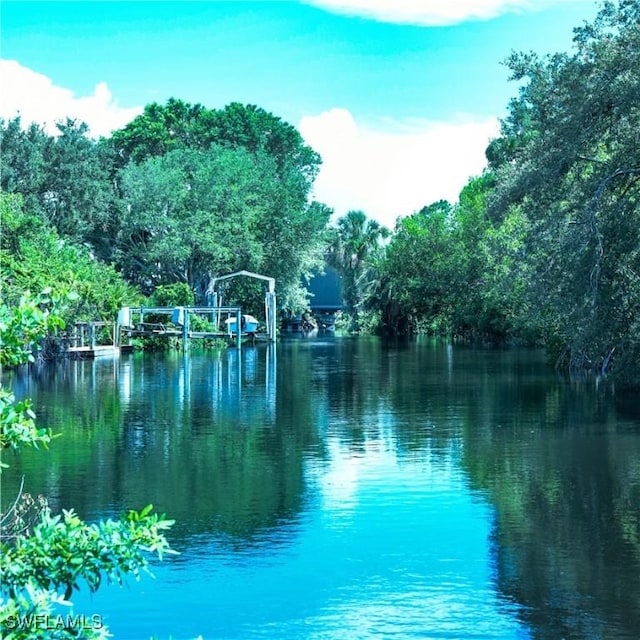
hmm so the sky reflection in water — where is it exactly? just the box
[8,338,639,639]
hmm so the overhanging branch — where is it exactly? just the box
[587,167,640,309]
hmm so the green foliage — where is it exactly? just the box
[371,175,537,342]
[0,289,65,366]
[0,118,114,244]
[207,102,321,183]
[149,283,195,307]
[327,210,389,331]
[486,0,640,378]
[477,205,532,340]
[0,291,63,463]
[108,98,208,165]
[0,119,49,219]
[366,1,640,385]
[108,99,328,311]
[376,201,458,334]
[253,195,331,313]
[372,198,485,337]
[0,293,176,638]
[0,392,55,466]
[114,144,330,311]
[1,192,141,324]
[1,506,175,600]
[116,146,266,294]
[109,99,321,183]
[2,98,329,318]
[353,309,383,335]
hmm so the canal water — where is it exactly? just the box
[4,337,640,639]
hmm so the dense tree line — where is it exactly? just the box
[341,0,638,386]
[1,101,330,315]
[0,192,141,328]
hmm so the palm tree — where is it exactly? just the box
[327,210,389,329]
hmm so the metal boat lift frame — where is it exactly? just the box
[207,270,277,342]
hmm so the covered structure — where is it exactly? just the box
[307,266,343,330]
[308,266,342,314]
[207,270,277,342]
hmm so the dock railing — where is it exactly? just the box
[71,321,114,349]
[116,306,246,349]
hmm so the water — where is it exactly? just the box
[4,337,640,639]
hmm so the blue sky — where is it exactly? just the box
[1,1,601,228]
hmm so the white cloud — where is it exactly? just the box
[301,0,566,26]
[1,61,498,230]
[299,108,499,229]
[0,60,142,138]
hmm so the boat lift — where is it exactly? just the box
[115,271,277,351]
[207,270,277,343]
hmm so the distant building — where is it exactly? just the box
[308,266,342,315]
[282,266,343,333]
[307,266,342,331]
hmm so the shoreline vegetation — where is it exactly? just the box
[1,1,639,387]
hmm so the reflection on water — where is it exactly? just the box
[4,338,640,639]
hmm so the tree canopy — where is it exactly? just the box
[109,99,321,183]
[0,192,140,325]
[487,0,640,376]
[326,210,389,330]
[360,0,640,383]
[1,99,330,316]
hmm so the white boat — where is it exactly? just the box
[225,314,259,335]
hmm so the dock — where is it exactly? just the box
[65,321,120,359]
[117,306,248,349]
[62,311,265,359]
[65,270,279,357]
[68,345,121,359]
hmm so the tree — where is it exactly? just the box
[2,99,329,317]
[205,102,321,183]
[115,146,273,296]
[0,118,114,244]
[368,177,528,341]
[109,99,321,185]
[486,0,640,380]
[109,99,328,312]
[109,98,207,166]
[327,210,389,330]
[1,192,141,326]
[447,173,529,341]
[41,119,113,241]
[374,201,459,335]
[0,118,48,217]
[251,193,331,312]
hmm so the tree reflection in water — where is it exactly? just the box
[4,339,640,638]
